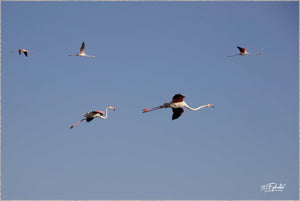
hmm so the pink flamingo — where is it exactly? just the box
[69,42,95,58]
[228,46,261,57]
[70,106,115,129]
[11,49,34,57]
[143,94,214,120]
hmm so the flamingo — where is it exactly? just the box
[228,46,261,57]
[69,42,95,58]
[70,106,115,129]
[143,94,214,120]
[11,49,34,56]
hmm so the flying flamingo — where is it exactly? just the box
[70,106,115,129]
[143,94,214,120]
[69,42,95,58]
[11,49,34,57]
[228,46,261,57]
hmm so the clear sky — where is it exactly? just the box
[1,1,298,200]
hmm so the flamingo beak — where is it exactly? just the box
[108,106,115,111]
[207,104,214,108]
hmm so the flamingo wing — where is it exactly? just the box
[172,94,185,103]
[24,51,28,56]
[86,117,94,122]
[172,108,184,120]
[91,110,104,115]
[237,46,246,53]
[80,42,85,54]
[18,49,22,55]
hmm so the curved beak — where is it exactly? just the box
[108,106,116,111]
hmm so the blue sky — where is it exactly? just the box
[1,1,298,200]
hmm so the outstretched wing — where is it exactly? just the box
[237,46,246,53]
[172,94,185,103]
[18,49,22,55]
[91,110,104,115]
[86,117,94,122]
[172,108,184,120]
[24,51,28,56]
[80,42,85,54]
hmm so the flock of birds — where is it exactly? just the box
[13,42,261,130]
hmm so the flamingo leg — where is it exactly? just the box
[143,105,163,113]
[70,118,86,129]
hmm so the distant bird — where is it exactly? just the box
[11,49,34,57]
[228,46,261,57]
[143,94,214,120]
[70,106,115,129]
[69,42,95,58]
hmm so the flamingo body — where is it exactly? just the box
[83,110,105,122]
[143,94,214,120]
[69,42,95,58]
[237,46,247,55]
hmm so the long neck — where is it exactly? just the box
[183,102,207,111]
[246,52,260,55]
[99,107,110,119]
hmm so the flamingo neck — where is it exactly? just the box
[184,102,208,111]
[247,52,260,55]
[99,107,110,119]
